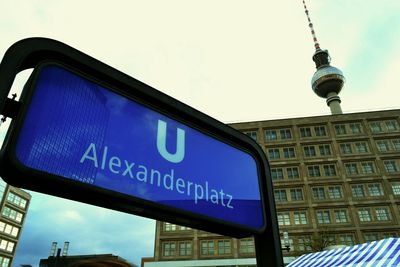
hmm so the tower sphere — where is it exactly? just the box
[311,65,345,98]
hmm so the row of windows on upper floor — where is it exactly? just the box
[265,139,400,161]
[273,182,400,203]
[244,120,400,142]
[6,192,28,210]
[270,160,400,182]
[161,238,255,258]
[277,206,396,227]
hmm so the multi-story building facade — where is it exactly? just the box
[0,178,31,267]
[146,109,400,266]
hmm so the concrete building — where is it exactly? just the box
[0,178,31,267]
[144,109,400,266]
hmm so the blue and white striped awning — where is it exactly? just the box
[287,238,400,267]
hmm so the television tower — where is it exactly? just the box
[302,0,345,115]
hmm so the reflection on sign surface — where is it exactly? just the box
[16,64,264,230]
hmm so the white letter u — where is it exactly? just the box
[157,120,185,163]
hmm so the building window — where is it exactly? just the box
[268,148,280,159]
[340,144,352,154]
[179,241,192,256]
[351,185,365,198]
[364,233,379,242]
[314,126,327,137]
[265,130,277,141]
[334,210,349,223]
[274,190,287,203]
[239,238,255,254]
[162,242,176,257]
[386,120,399,132]
[200,240,214,256]
[277,212,291,226]
[294,211,308,225]
[355,142,369,153]
[328,186,343,199]
[1,207,23,223]
[319,144,332,156]
[375,208,390,221]
[303,146,316,157]
[358,209,372,222]
[350,123,362,134]
[361,162,375,174]
[290,189,303,201]
[245,131,257,141]
[384,160,399,173]
[312,187,326,200]
[287,167,300,179]
[370,122,383,133]
[280,129,292,140]
[283,147,296,158]
[393,140,400,151]
[316,211,331,224]
[335,125,347,135]
[323,164,337,176]
[0,239,14,253]
[308,165,321,177]
[217,240,231,255]
[271,168,284,180]
[0,222,19,238]
[391,182,400,196]
[368,183,384,197]
[0,256,10,267]
[377,140,390,152]
[345,163,358,175]
[339,234,355,246]
[163,223,177,231]
[298,236,312,251]
[300,127,312,138]
[7,192,27,209]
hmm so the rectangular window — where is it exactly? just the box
[274,190,287,202]
[323,164,337,176]
[1,207,23,223]
[339,234,355,246]
[355,142,369,153]
[312,187,326,200]
[361,162,375,174]
[239,239,254,254]
[271,168,284,180]
[328,186,342,199]
[308,166,321,177]
[335,210,348,223]
[287,167,300,179]
[283,147,296,159]
[352,185,365,198]
[300,127,312,138]
[303,146,316,157]
[314,126,327,137]
[280,129,292,140]
[265,130,277,141]
[375,208,390,221]
[358,209,372,222]
[386,120,399,132]
[335,125,347,135]
[298,236,312,251]
[364,233,379,242]
[201,241,214,256]
[345,163,359,175]
[217,240,231,255]
[391,182,400,195]
[268,148,280,159]
[370,122,383,133]
[162,242,176,257]
[393,140,400,151]
[350,123,362,134]
[290,188,303,201]
[319,144,331,156]
[384,160,399,173]
[368,183,383,197]
[377,140,390,152]
[294,212,308,225]
[317,210,331,224]
[179,241,192,256]
[7,192,27,209]
[245,131,257,141]
[163,222,177,231]
[277,212,291,226]
[340,143,352,154]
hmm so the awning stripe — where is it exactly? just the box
[287,238,400,267]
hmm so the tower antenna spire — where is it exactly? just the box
[302,0,320,50]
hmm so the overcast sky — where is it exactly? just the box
[1,0,400,266]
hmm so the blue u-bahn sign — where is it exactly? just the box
[0,40,282,264]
